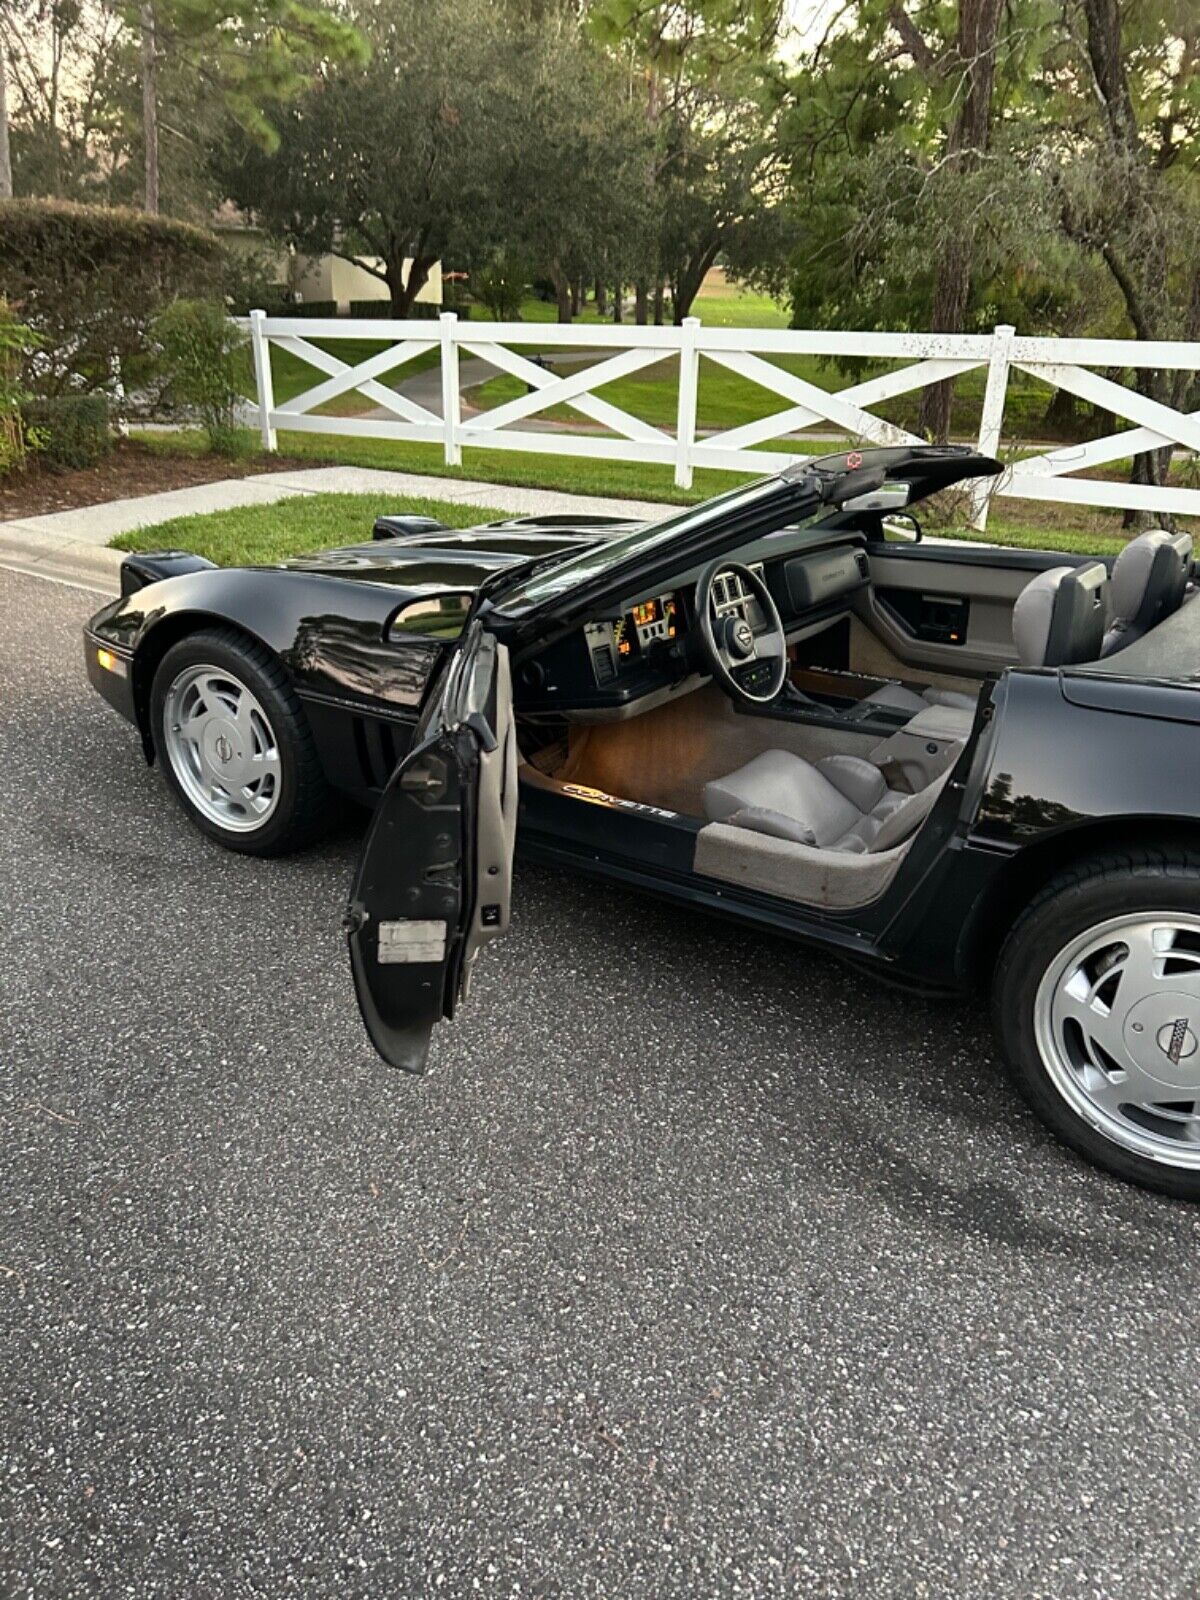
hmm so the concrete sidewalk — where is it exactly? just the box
[0,465,670,592]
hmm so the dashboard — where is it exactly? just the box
[581,571,764,688]
[516,533,870,713]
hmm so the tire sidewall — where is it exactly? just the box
[151,632,311,855]
[995,862,1200,1199]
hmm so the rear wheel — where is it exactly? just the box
[151,628,333,856]
[993,851,1200,1199]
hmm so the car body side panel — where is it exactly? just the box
[969,671,1200,849]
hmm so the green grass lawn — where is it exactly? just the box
[509,282,789,330]
[133,428,1182,554]
[134,426,746,504]
[110,491,509,566]
[121,438,1147,564]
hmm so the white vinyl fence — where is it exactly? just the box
[241,310,1200,531]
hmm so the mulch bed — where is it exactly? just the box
[0,440,320,522]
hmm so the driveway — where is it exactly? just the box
[3,566,1200,1598]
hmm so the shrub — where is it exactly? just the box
[153,299,248,456]
[468,257,528,321]
[0,300,43,476]
[221,245,292,319]
[21,394,111,470]
[0,199,225,398]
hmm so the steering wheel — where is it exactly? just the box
[695,559,788,706]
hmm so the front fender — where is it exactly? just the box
[88,566,447,741]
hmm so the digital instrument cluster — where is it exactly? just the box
[585,591,682,687]
[615,592,681,661]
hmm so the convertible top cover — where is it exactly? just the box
[783,444,1002,504]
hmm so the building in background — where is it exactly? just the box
[214,212,442,314]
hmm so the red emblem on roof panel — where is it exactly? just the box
[846,451,863,469]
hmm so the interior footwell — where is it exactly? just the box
[534,683,883,818]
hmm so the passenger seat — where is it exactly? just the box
[1101,529,1194,657]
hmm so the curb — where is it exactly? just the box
[0,525,123,594]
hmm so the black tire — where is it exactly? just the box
[993,849,1200,1200]
[150,627,334,856]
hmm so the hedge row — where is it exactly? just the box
[1,198,224,397]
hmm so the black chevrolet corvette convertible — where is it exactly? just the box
[85,446,1200,1197]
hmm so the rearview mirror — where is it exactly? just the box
[841,480,912,514]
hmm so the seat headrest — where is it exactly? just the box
[1012,563,1107,668]
[1101,529,1191,656]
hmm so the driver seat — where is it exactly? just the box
[704,750,947,855]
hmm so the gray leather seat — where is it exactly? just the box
[858,681,976,718]
[1101,530,1193,657]
[706,562,1111,857]
[705,750,948,855]
[1010,561,1108,667]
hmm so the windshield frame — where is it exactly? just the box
[491,474,789,616]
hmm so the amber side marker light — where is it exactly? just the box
[96,647,127,677]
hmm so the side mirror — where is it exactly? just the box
[881,512,923,544]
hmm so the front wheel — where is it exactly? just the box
[994,852,1200,1199]
[151,627,334,856]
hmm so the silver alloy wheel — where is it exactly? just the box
[162,663,281,833]
[1035,912,1200,1167]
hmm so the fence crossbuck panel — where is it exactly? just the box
[241,311,1200,529]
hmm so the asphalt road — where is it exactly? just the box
[3,565,1200,1599]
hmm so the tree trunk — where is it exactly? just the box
[1041,385,1077,437]
[612,285,622,324]
[1074,0,1176,526]
[913,0,1004,441]
[384,254,433,318]
[553,267,572,323]
[0,39,12,200]
[652,282,664,325]
[141,2,159,214]
[594,279,608,318]
[919,231,974,440]
[634,282,648,325]
[673,244,722,323]
[1122,368,1173,529]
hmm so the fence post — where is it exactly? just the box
[674,316,701,490]
[969,322,1015,530]
[439,313,462,466]
[249,309,277,453]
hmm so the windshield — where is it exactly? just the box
[493,474,784,612]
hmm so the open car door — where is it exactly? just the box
[346,622,517,1072]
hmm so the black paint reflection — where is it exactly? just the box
[979,773,1082,838]
[285,613,440,708]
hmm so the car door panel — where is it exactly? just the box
[346,626,517,1072]
[857,544,1102,678]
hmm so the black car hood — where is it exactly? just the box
[266,518,637,592]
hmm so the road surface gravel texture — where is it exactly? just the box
[2,565,1198,1598]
